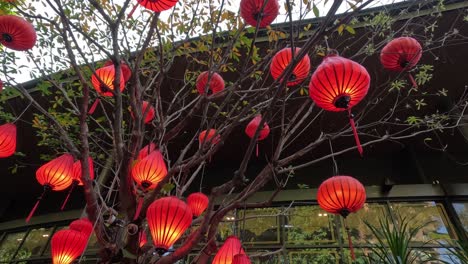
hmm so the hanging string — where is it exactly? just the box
[256,142,259,157]
[88,98,100,115]
[60,181,78,211]
[347,109,363,157]
[26,185,50,223]
[343,218,355,260]
[328,138,339,176]
[408,73,418,89]
[128,4,138,18]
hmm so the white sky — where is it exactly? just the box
[6,0,406,84]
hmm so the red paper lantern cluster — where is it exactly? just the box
[308,52,370,156]
[104,60,132,82]
[138,143,156,160]
[131,100,155,124]
[212,236,246,264]
[146,196,192,253]
[380,37,422,88]
[0,15,37,51]
[245,115,270,156]
[196,71,225,96]
[60,157,95,210]
[199,129,220,147]
[0,123,16,158]
[91,65,126,96]
[317,175,366,217]
[136,0,180,12]
[270,47,311,87]
[51,229,88,264]
[240,0,279,28]
[69,218,94,237]
[187,192,209,217]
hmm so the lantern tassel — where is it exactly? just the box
[60,181,77,211]
[26,186,49,223]
[133,196,144,221]
[88,98,100,115]
[128,4,138,18]
[348,109,363,157]
[408,73,418,89]
[256,142,259,157]
[344,220,355,260]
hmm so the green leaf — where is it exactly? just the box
[345,25,355,34]
[312,4,320,17]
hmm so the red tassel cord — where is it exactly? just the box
[256,142,259,157]
[344,220,355,260]
[133,195,144,221]
[347,109,363,157]
[26,185,50,223]
[88,98,100,115]
[60,181,77,211]
[408,73,418,89]
[128,4,138,18]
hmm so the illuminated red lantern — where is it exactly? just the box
[51,229,87,264]
[308,52,370,156]
[136,0,179,12]
[0,123,16,158]
[245,115,270,157]
[196,71,225,96]
[240,0,279,28]
[91,65,125,96]
[0,15,37,51]
[317,175,366,260]
[187,192,209,217]
[199,129,220,148]
[380,37,422,88]
[27,154,74,222]
[139,230,148,247]
[138,143,156,160]
[146,196,192,253]
[104,60,132,82]
[69,218,93,238]
[131,100,155,124]
[131,150,167,220]
[233,254,252,264]
[213,236,246,264]
[60,157,95,210]
[270,47,311,87]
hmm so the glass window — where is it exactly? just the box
[248,251,286,264]
[390,202,456,243]
[0,231,27,262]
[345,203,388,244]
[43,225,68,255]
[285,205,337,245]
[452,202,468,233]
[15,227,54,260]
[217,211,236,242]
[289,249,339,264]
[238,208,280,244]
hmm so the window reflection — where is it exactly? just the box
[238,208,280,244]
[289,249,338,264]
[345,203,387,244]
[452,202,468,233]
[285,205,337,245]
[15,227,53,260]
[0,231,26,262]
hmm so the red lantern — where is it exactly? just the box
[138,143,156,160]
[308,52,370,156]
[131,100,155,124]
[196,71,225,96]
[131,150,167,220]
[317,175,366,260]
[91,65,125,96]
[240,0,279,28]
[27,154,74,222]
[69,218,93,238]
[187,192,209,217]
[60,157,95,210]
[0,123,16,158]
[139,230,148,247]
[0,15,37,51]
[245,114,270,157]
[212,236,246,264]
[51,229,87,264]
[104,60,132,82]
[199,129,220,148]
[380,37,422,88]
[136,0,179,12]
[233,254,252,264]
[270,47,311,87]
[146,196,192,253]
